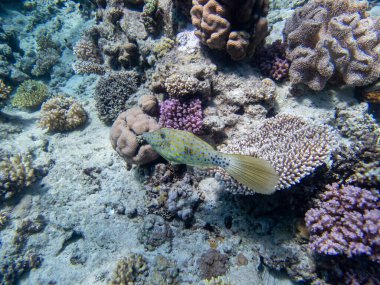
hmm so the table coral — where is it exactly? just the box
[110,107,160,165]
[159,98,203,134]
[190,0,269,60]
[210,114,332,194]
[12,80,48,109]
[0,154,35,201]
[305,183,380,263]
[283,0,380,91]
[39,96,87,132]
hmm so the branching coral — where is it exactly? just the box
[95,71,140,124]
[39,96,87,132]
[110,107,160,165]
[12,80,49,109]
[190,0,269,60]
[0,79,11,108]
[208,114,332,194]
[110,254,148,285]
[255,40,290,81]
[283,0,380,90]
[159,98,203,135]
[0,154,35,201]
[305,183,380,262]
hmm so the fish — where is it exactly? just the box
[142,128,279,195]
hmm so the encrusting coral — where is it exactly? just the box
[39,96,87,132]
[12,80,49,109]
[283,0,380,91]
[204,114,332,194]
[110,107,160,165]
[305,183,379,262]
[190,0,269,60]
[0,154,35,202]
[95,71,140,124]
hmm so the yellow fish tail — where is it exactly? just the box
[221,153,279,195]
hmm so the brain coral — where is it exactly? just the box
[39,96,87,132]
[95,71,140,124]
[305,183,380,262]
[283,0,380,91]
[190,0,269,60]
[12,80,49,109]
[110,107,160,165]
[212,114,332,194]
[0,154,35,201]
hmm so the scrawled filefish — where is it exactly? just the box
[142,128,279,195]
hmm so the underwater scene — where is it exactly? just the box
[0,0,379,284]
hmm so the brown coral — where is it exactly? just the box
[0,79,11,108]
[190,0,269,60]
[283,0,380,91]
[39,96,87,132]
[207,114,333,194]
[110,107,160,165]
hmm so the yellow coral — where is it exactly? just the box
[153,38,176,58]
[39,96,87,132]
[12,80,48,109]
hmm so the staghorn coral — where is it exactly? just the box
[255,40,290,81]
[305,183,380,263]
[110,254,148,285]
[0,154,35,202]
[95,71,140,124]
[209,114,332,194]
[190,0,269,60]
[159,98,203,135]
[283,0,380,91]
[39,96,87,132]
[12,80,49,109]
[0,79,11,108]
[110,107,160,165]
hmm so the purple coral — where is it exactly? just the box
[305,183,380,262]
[256,40,290,81]
[159,98,203,134]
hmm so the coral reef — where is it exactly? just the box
[0,211,9,230]
[151,255,180,284]
[0,154,35,202]
[255,40,289,81]
[190,0,269,60]
[198,249,229,279]
[12,80,49,109]
[110,254,148,285]
[211,114,332,194]
[13,215,47,252]
[138,214,173,251]
[110,107,160,165]
[153,37,176,59]
[0,79,11,108]
[95,71,140,124]
[138,94,159,116]
[305,183,379,262]
[39,96,87,132]
[159,98,203,134]
[203,276,232,285]
[283,0,380,90]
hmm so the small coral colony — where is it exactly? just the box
[0,0,379,284]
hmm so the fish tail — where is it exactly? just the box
[219,153,279,195]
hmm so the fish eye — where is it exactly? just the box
[160,133,166,139]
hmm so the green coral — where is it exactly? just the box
[39,95,87,132]
[12,80,48,109]
[0,154,35,202]
[141,0,158,34]
[153,38,175,58]
[110,254,148,285]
